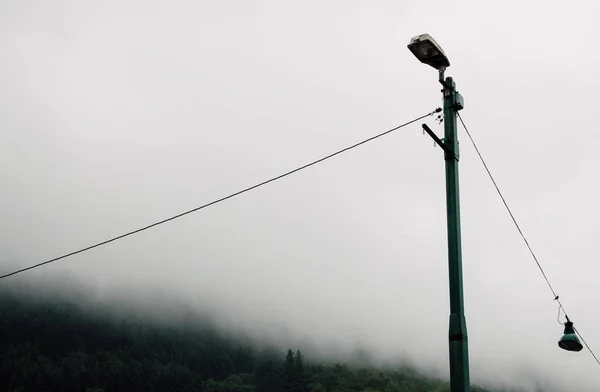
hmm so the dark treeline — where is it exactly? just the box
[0,285,512,392]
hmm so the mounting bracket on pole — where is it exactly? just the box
[422,123,458,160]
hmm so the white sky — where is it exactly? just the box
[1,1,599,391]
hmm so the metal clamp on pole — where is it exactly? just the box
[422,124,458,161]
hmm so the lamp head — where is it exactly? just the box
[407,34,451,71]
[558,321,583,352]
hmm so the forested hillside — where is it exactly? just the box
[0,285,504,392]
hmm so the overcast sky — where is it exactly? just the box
[1,1,599,391]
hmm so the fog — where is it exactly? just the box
[1,1,599,391]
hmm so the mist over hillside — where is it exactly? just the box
[0,273,567,392]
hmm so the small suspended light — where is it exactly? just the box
[558,320,583,352]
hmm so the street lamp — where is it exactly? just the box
[407,34,450,78]
[407,34,469,392]
[409,33,585,389]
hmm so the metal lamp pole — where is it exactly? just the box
[408,34,470,392]
[442,76,470,392]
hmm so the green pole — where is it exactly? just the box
[442,76,470,392]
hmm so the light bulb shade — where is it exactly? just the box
[558,321,583,352]
[407,34,451,71]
